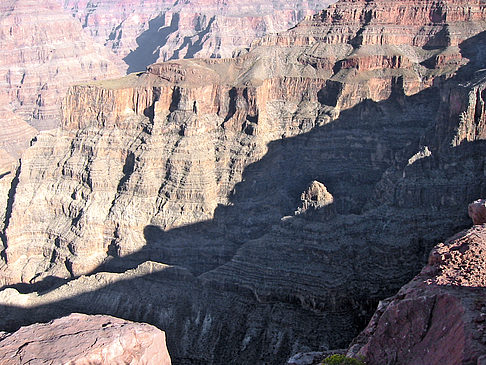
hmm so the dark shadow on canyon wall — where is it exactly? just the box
[124,13,180,73]
[2,30,486,365]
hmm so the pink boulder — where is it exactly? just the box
[0,313,171,365]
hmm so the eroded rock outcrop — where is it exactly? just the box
[348,223,486,365]
[295,180,335,218]
[1,0,486,364]
[0,0,124,161]
[62,0,329,72]
[0,313,171,364]
[469,199,486,225]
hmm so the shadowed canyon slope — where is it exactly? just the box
[348,222,486,365]
[1,0,486,364]
[62,0,331,73]
[0,0,124,164]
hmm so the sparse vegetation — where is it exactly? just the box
[321,354,365,365]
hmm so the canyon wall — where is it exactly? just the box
[1,0,486,364]
[348,221,486,365]
[62,0,330,72]
[0,0,124,162]
[0,0,327,166]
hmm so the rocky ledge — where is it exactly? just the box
[348,216,486,364]
[0,313,171,364]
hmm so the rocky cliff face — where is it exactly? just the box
[0,313,171,364]
[62,0,329,72]
[0,0,124,161]
[348,221,486,365]
[1,0,486,364]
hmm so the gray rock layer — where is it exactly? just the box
[1,1,486,364]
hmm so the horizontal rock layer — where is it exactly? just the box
[1,0,486,364]
[62,0,329,72]
[0,0,124,162]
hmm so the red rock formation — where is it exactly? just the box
[0,313,171,364]
[260,0,486,47]
[469,199,486,225]
[1,0,486,364]
[349,222,486,364]
[0,0,124,161]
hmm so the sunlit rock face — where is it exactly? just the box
[349,223,486,365]
[0,313,171,365]
[61,0,330,72]
[0,0,124,161]
[469,199,486,225]
[1,0,486,364]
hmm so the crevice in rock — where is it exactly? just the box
[116,152,136,193]
[143,87,161,122]
[223,87,238,123]
[0,162,21,262]
[169,87,182,113]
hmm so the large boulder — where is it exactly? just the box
[0,313,171,365]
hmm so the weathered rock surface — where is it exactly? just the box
[0,0,124,161]
[348,223,486,365]
[62,0,329,72]
[295,180,335,218]
[0,312,171,364]
[1,0,486,364]
[0,108,37,163]
[469,199,486,225]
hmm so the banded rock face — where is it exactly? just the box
[0,0,124,161]
[62,0,329,72]
[0,313,171,365]
[349,224,486,364]
[1,0,486,364]
[0,108,37,169]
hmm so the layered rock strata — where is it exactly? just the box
[0,312,171,364]
[348,223,486,365]
[0,0,124,161]
[62,0,328,72]
[1,0,486,364]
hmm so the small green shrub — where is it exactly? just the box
[321,354,365,365]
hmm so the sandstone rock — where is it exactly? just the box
[62,0,330,72]
[0,0,124,161]
[0,313,171,365]
[295,180,335,218]
[469,199,486,225]
[349,224,486,364]
[1,0,486,364]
